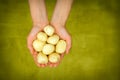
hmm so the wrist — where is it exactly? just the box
[33,21,49,28]
[50,20,65,29]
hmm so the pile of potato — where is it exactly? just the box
[32,25,66,64]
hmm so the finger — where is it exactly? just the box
[40,64,46,68]
[61,53,65,57]
[42,64,48,67]
[30,26,43,37]
[49,62,59,67]
[44,63,48,67]
[53,61,60,67]
[52,63,58,67]
[66,37,72,54]
[50,63,58,67]
[49,63,53,67]
[48,62,53,67]
[35,59,41,67]
[49,54,64,67]
[27,37,35,54]
[65,39,71,54]
[36,62,41,67]
[49,62,56,67]
[28,46,34,54]
[27,26,43,52]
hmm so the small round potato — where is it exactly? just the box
[37,32,48,42]
[44,25,54,36]
[37,52,48,64]
[56,40,66,54]
[47,34,59,45]
[42,44,55,55]
[48,53,60,63]
[32,39,45,52]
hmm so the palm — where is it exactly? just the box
[27,26,71,67]
[49,27,71,67]
[27,26,47,67]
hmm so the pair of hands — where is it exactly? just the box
[27,23,71,67]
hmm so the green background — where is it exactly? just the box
[0,0,120,80]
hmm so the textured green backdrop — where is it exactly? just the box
[0,0,120,80]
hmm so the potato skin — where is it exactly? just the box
[44,25,55,36]
[47,34,59,45]
[42,44,55,55]
[48,53,60,63]
[56,40,66,54]
[37,32,48,42]
[32,39,45,52]
[37,52,48,64]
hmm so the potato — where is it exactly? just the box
[56,40,66,54]
[37,52,48,64]
[48,53,60,63]
[32,25,69,66]
[47,34,59,45]
[44,25,54,36]
[37,32,47,42]
[42,44,55,55]
[32,39,45,52]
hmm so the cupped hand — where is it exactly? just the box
[27,24,72,67]
[27,25,47,67]
[49,24,72,67]
[55,27,72,54]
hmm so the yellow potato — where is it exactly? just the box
[42,44,55,55]
[44,25,54,36]
[32,39,45,52]
[56,40,66,54]
[48,53,60,63]
[32,25,69,66]
[37,52,48,64]
[47,34,59,45]
[37,32,48,42]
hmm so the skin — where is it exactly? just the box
[27,0,73,67]
[27,0,49,67]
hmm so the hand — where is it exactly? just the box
[55,27,72,54]
[27,24,48,67]
[49,23,72,67]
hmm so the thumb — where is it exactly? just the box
[66,36,72,54]
[30,26,43,37]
